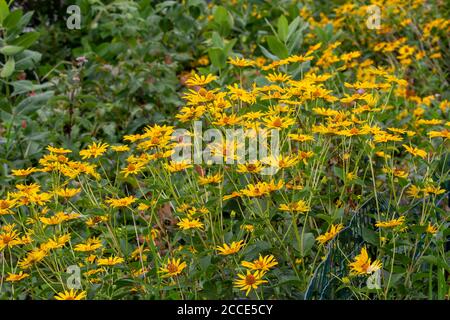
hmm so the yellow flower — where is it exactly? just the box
[406,185,421,198]
[0,229,21,251]
[279,200,310,213]
[375,216,406,228]
[198,173,223,185]
[316,223,344,245]
[121,162,145,177]
[228,57,255,67]
[263,115,296,129]
[349,246,382,275]
[39,211,80,226]
[79,142,109,159]
[164,160,192,173]
[241,255,278,271]
[0,199,16,215]
[18,248,48,269]
[11,167,37,177]
[177,218,204,230]
[236,162,263,174]
[74,237,102,252]
[111,145,130,152]
[402,144,427,159]
[105,196,137,208]
[422,185,445,196]
[288,133,314,142]
[6,271,29,282]
[426,223,438,235]
[240,180,283,198]
[217,240,245,255]
[159,258,187,278]
[234,270,267,296]
[185,73,217,86]
[46,145,72,154]
[54,289,87,300]
[266,72,291,83]
[97,256,124,266]
[55,187,81,198]
[240,224,254,232]
[263,154,299,169]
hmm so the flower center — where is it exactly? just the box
[167,263,178,274]
[245,274,256,285]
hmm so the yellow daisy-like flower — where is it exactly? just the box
[263,115,296,129]
[198,173,223,185]
[111,145,130,152]
[164,160,192,173]
[0,199,16,216]
[316,223,344,245]
[233,270,268,296]
[6,271,29,282]
[185,73,217,87]
[266,72,292,83]
[46,145,72,154]
[228,57,255,67]
[54,289,87,300]
[402,144,427,159]
[55,187,81,198]
[177,218,204,231]
[74,237,102,252]
[241,255,278,272]
[236,162,263,174]
[79,142,109,159]
[426,223,438,235]
[349,246,382,275]
[105,196,137,208]
[97,256,124,266]
[279,200,310,213]
[11,168,37,177]
[159,258,187,278]
[120,162,145,177]
[217,240,245,255]
[375,216,405,228]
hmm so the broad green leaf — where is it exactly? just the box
[277,16,289,42]
[15,91,54,115]
[3,8,22,30]
[287,16,301,41]
[266,35,288,59]
[361,227,378,246]
[0,45,24,55]
[213,6,233,36]
[0,0,9,23]
[208,47,226,69]
[11,32,40,49]
[0,56,14,78]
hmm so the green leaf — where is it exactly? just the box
[293,232,315,256]
[208,47,226,69]
[277,16,289,42]
[213,6,233,36]
[15,90,54,115]
[11,80,54,96]
[3,9,22,30]
[266,35,288,59]
[421,255,450,272]
[0,0,9,24]
[15,49,41,70]
[0,45,24,56]
[11,32,40,49]
[287,16,300,41]
[258,44,279,61]
[1,56,15,78]
[361,227,378,246]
